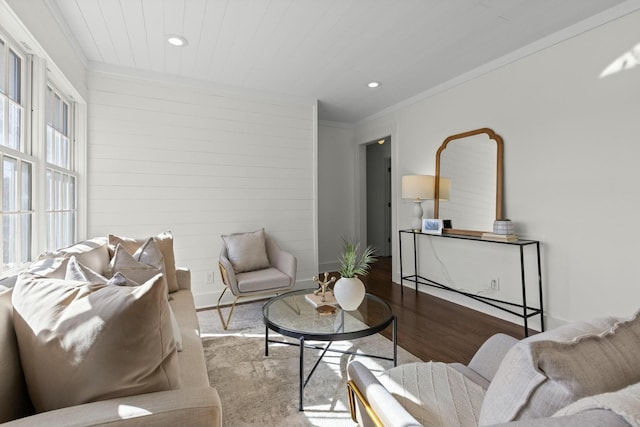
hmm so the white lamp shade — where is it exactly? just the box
[402,175,434,200]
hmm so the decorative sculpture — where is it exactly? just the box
[312,272,336,303]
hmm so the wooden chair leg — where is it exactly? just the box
[216,287,240,330]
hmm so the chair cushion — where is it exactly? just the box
[12,273,182,413]
[379,362,485,427]
[236,267,291,294]
[108,231,179,292]
[222,229,270,273]
[479,311,640,425]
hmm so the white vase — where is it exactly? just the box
[333,277,365,311]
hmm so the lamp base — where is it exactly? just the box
[411,200,423,231]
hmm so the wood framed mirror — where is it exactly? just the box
[434,128,504,236]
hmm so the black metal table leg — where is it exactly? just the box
[399,230,404,296]
[299,336,305,411]
[413,232,418,292]
[519,246,529,337]
[536,241,545,332]
[393,315,397,367]
[265,325,269,356]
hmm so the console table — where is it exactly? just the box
[399,230,544,336]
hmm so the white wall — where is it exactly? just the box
[352,9,640,328]
[4,0,87,100]
[86,71,318,307]
[317,122,356,272]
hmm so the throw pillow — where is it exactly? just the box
[109,243,167,290]
[108,231,179,292]
[25,257,69,279]
[37,237,110,275]
[65,256,109,284]
[221,229,270,273]
[479,312,640,425]
[11,273,181,412]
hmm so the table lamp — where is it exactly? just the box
[402,175,434,231]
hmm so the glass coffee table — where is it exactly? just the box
[262,288,397,411]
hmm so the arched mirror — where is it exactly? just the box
[434,128,504,236]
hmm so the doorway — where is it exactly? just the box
[366,136,391,256]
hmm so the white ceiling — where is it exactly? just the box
[51,0,627,123]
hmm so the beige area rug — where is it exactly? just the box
[198,301,422,427]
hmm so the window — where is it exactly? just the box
[0,25,84,275]
[45,85,76,251]
[0,36,31,271]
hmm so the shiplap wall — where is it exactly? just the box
[86,71,317,307]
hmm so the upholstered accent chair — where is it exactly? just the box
[217,229,296,329]
[347,311,640,427]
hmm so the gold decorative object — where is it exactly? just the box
[312,272,336,303]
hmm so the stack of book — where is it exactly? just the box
[481,232,518,242]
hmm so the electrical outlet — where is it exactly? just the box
[205,271,215,285]
[490,278,500,291]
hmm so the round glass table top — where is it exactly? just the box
[262,288,394,341]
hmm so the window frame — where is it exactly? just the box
[44,82,78,252]
[0,25,86,275]
[0,31,33,273]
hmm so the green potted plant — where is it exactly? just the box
[334,237,377,310]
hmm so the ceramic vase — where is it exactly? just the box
[333,277,365,311]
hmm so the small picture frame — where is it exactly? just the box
[422,218,443,235]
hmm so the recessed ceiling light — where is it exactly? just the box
[167,35,188,47]
[367,81,381,88]
[377,139,385,145]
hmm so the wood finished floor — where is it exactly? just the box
[357,256,529,364]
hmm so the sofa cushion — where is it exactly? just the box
[222,229,270,273]
[170,291,210,388]
[0,288,33,422]
[108,231,179,292]
[554,381,640,427]
[12,273,182,413]
[479,311,640,425]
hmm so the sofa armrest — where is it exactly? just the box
[176,267,191,291]
[487,409,630,427]
[468,333,519,382]
[347,361,422,427]
[2,387,222,427]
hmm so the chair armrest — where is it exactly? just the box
[176,267,191,291]
[347,361,422,427]
[265,237,296,285]
[468,333,519,382]
[218,253,240,295]
[2,387,222,427]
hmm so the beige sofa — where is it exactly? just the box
[0,235,222,426]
